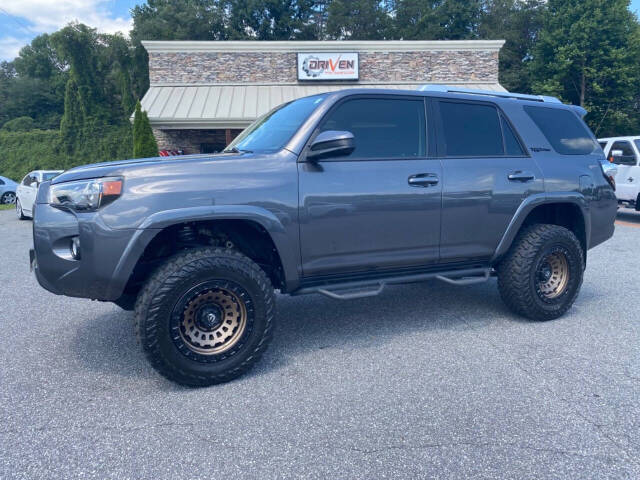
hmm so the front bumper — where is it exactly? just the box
[31,202,144,301]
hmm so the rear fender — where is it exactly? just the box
[491,192,590,263]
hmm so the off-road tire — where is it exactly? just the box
[16,199,26,220]
[135,247,275,386]
[497,224,584,321]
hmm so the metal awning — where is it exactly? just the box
[140,82,507,129]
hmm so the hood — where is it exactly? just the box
[51,152,242,184]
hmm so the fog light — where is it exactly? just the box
[70,237,81,260]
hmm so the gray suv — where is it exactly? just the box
[31,87,617,386]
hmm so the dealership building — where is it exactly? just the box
[140,40,506,154]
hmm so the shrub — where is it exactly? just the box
[2,116,36,132]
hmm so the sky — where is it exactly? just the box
[1,0,640,62]
[0,0,141,61]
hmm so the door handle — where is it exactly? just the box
[408,173,439,187]
[508,171,535,182]
[628,177,634,182]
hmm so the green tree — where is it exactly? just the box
[51,24,102,119]
[58,78,84,154]
[326,0,392,39]
[13,34,66,80]
[393,0,482,40]
[530,0,640,135]
[479,0,545,92]
[133,101,158,158]
[225,0,318,40]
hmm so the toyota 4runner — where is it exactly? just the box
[31,86,617,386]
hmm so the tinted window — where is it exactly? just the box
[22,175,31,186]
[609,141,637,165]
[0,178,4,185]
[42,172,59,181]
[439,101,503,156]
[228,94,327,153]
[501,115,525,156]
[319,98,426,158]
[525,106,596,155]
[598,141,608,150]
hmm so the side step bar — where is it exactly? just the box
[293,267,492,300]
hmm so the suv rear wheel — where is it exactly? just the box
[497,224,584,321]
[135,247,275,386]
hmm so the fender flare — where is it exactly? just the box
[491,192,591,263]
[106,205,299,299]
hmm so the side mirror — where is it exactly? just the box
[307,130,355,161]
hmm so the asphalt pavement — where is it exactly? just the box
[1,208,639,479]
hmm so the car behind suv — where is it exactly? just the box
[598,135,640,210]
[16,170,64,219]
[31,86,617,386]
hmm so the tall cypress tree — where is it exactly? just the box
[58,78,83,155]
[133,100,158,158]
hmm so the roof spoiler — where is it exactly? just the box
[419,84,562,104]
[570,105,588,117]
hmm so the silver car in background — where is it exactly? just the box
[0,175,18,205]
[16,170,63,219]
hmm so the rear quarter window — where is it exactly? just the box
[524,106,597,155]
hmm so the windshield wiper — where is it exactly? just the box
[223,147,253,154]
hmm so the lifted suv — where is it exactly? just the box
[31,86,617,386]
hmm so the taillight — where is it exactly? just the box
[600,163,616,191]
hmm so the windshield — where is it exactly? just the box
[226,94,328,153]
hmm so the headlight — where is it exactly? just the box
[49,177,123,211]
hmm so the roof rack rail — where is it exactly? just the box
[419,85,562,104]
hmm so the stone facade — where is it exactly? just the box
[148,50,499,85]
[153,128,241,154]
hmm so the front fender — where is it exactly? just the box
[491,192,591,263]
[107,205,300,299]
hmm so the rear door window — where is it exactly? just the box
[319,97,426,159]
[438,101,503,156]
[501,115,525,156]
[436,101,525,157]
[524,106,597,155]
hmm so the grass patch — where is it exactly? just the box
[0,204,14,210]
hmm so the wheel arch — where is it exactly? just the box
[108,206,300,302]
[492,193,590,264]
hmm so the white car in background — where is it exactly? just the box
[0,175,18,204]
[16,170,63,219]
[598,136,640,210]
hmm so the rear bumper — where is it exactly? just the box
[31,202,149,301]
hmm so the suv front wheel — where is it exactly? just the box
[497,224,584,321]
[135,247,275,386]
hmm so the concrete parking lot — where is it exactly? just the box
[1,209,639,479]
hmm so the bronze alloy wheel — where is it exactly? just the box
[535,247,570,301]
[175,283,249,356]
